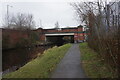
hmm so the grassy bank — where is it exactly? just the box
[79,42,117,78]
[3,43,71,78]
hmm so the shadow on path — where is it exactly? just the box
[51,43,86,78]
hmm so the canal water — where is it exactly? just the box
[2,45,54,75]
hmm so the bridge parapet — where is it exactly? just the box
[36,26,86,43]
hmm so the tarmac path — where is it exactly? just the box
[51,43,86,78]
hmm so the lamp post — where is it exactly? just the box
[7,5,12,28]
[39,19,43,28]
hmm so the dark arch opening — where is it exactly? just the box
[46,35,74,46]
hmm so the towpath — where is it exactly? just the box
[51,43,86,78]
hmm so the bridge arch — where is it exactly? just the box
[45,33,75,46]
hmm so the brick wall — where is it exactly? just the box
[2,29,29,49]
[2,26,85,49]
[36,26,85,42]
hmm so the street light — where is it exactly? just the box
[7,5,13,28]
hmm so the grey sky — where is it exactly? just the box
[0,0,112,29]
[1,2,79,29]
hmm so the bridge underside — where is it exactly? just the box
[45,33,74,46]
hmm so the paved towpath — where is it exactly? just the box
[51,43,86,78]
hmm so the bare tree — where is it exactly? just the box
[3,14,13,29]
[25,14,35,30]
[4,13,35,30]
[11,13,27,30]
[71,0,119,78]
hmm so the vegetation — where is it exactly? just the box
[72,1,119,77]
[2,12,40,49]
[79,42,117,78]
[4,13,35,30]
[2,34,10,49]
[29,32,40,44]
[3,43,71,78]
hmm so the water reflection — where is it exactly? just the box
[2,45,53,75]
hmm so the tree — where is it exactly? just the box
[25,14,35,30]
[3,13,39,48]
[71,1,119,77]
[11,13,27,30]
[4,13,35,30]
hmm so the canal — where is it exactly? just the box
[2,45,54,75]
[2,37,73,75]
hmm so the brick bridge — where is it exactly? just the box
[35,25,86,43]
[2,25,87,49]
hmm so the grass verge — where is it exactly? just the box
[3,43,71,78]
[79,42,117,78]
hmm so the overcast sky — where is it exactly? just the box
[0,0,112,29]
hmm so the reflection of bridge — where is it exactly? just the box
[35,25,86,43]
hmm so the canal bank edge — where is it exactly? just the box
[3,43,71,78]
